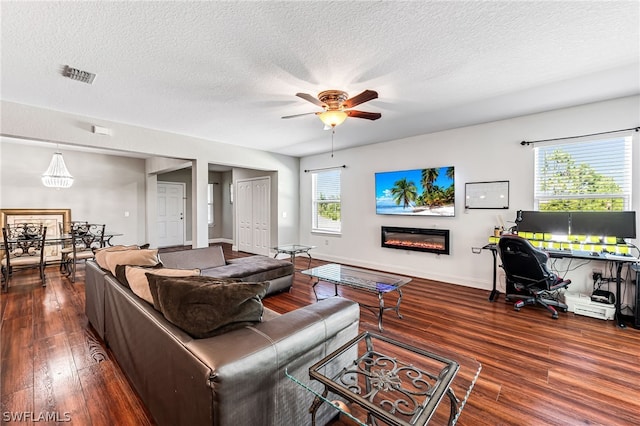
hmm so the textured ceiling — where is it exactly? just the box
[1,1,639,157]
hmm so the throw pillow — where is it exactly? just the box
[115,265,200,304]
[103,249,160,275]
[94,245,140,270]
[146,275,242,311]
[145,275,269,338]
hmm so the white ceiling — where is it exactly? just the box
[1,1,639,157]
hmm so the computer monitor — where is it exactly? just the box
[516,211,570,234]
[569,211,637,239]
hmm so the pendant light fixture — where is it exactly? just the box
[42,151,74,188]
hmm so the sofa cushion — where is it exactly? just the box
[103,249,160,275]
[203,255,294,282]
[145,275,269,338]
[159,245,226,270]
[94,244,140,270]
[115,265,201,304]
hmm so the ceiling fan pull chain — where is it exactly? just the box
[331,129,335,157]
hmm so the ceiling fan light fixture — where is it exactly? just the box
[318,110,348,128]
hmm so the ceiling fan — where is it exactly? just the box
[282,89,381,129]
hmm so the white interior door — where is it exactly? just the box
[157,182,185,247]
[252,178,270,254]
[236,177,270,255]
[236,180,253,253]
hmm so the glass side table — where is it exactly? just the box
[272,244,315,270]
[287,332,481,426]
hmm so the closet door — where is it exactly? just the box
[236,177,270,255]
[251,178,270,255]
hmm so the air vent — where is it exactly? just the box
[62,65,96,84]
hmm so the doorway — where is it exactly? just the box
[157,182,185,247]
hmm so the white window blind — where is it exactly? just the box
[312,169,341,233]
[534,136,632,211]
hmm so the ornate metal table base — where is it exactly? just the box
[306,332,482,426]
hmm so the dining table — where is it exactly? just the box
[1,231,122,250]
[1,231,123,267]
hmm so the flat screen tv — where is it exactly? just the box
[375,166,455,216]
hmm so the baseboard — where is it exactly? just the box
[209,238,232,245]
[310,252,490,290]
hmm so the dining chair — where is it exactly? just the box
[66,223,106,282]
[1,223,48,292]
[58,221,89,272]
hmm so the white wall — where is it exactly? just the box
[0,100,300,248]
[0,141,146,245]
[299,96,640,309]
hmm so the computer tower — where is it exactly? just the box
[632,264,640,329]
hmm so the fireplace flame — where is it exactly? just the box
[385,239,445,250]
[381,227,450,255]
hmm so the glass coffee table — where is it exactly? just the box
[287,332,481,426]
[302,263,411,332]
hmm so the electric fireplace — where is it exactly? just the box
[381,226,450,255]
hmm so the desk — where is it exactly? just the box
[483,243,639,328]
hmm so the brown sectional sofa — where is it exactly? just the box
[84,248,360,426]
[158,245,294,294]
[86,246,294,340]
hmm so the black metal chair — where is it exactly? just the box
[65,223,105,282]
[498,234,571,319]
[1,223,47,291]
[58,221,89,272]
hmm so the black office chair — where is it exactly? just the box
[498,234,571,319]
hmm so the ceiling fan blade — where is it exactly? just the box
[296,92,324,107]
[343,90,378,108]
[346,110,382,120]
[281,112,318,119]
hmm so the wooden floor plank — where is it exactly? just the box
[0,338,34,397]
[1,245,639,425]
[78,361,153,426]
[32,333,91,424]
[0,387,34,425]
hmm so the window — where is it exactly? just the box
[312,169,341,233]
[207,183,214,225]
[534,136,632,211]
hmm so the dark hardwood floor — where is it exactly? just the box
[1,245,639,425]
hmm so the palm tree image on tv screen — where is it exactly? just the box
[375,167,455,216]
